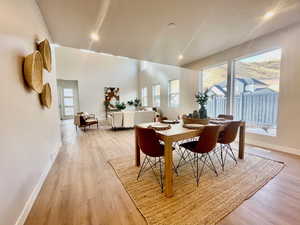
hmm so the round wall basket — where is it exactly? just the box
[40,83,52,108]
[23,51,43,93]
[38,39,52,72]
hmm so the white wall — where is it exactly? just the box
[55,47,139,119]
[184,23,300,155]
[0,1,61,225]
[138,61,199,119]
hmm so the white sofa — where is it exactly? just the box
[108,111,156,129]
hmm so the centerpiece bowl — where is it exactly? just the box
[182,115,209,125]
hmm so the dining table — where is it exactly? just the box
[135,120,246,198]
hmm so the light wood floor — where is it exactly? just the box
[25,120,300,225]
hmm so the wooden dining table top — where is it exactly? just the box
[136,120,235,142]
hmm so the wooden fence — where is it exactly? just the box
[207,93,278,128]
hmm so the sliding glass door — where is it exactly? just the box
[233,49,281,136]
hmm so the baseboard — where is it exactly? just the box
[244,139,300,156]
[15,141,62,225]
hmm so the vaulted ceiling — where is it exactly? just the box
[37,0,300,66]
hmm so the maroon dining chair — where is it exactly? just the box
[178,125,221,186]
[217,121,241,170]
[136,126,177,192]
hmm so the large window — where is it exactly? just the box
[152,84,160,107]
[141,87,148,106]
[233,49,281,136]
[168,80,180,107]
[200,48,281,136]
[202,63,228,117]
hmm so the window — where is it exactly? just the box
[233,49,281,136]
[63,88,75,116]
[199,48,281,136]
[168,80,180,107]
[141,87,148,106]
[202,63,228,117]
[152,84,160,107]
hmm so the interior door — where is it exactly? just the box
[57,80,79,120]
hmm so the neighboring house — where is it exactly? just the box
[207,78,274,96]
[208,84,227,96]
[247,87,276,95]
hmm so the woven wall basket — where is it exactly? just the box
[37,39,52,72]
[23,51,43,93]
[40,83,52,108]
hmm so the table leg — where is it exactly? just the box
[239,122,245,159]
[135,126,140,166]
[164,140,173,197]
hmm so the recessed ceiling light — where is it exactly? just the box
[90,33,99,41]
[168,23,176,28]
[178,54,183,60]
[264,11,275,20]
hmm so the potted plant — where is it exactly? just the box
[127,98,141,110]
[127,100,134,106]
[115,102,126,111]
[195,90,209,119]
[133,98,141,110]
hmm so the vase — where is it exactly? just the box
[192,110,199,118]
[199,105,207,119]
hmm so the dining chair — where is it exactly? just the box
[75,114,99,131]
[217,120,241,170]
[136,126,177,192]
[218,114,234,120]
[177,125,221,186]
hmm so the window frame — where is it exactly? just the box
[201,62,230,115]
[168,79,180,108]
[152,84,160,107]
[141,87,148,107]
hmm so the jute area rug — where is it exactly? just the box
[109,152,284,225]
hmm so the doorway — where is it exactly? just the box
[57,79,80,120]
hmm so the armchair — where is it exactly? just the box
[74,112,99,131]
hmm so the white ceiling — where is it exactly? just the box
[37,0,300,66]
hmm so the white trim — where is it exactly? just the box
[245,139,300,156]
[15,141,62,225]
